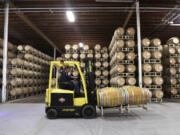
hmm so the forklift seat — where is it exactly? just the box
[58,82,74,90]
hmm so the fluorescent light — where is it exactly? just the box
[66,11,75,22]
[79,42,84,47]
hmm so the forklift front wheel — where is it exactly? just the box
[81,105,96,119]
[46,108,58,119]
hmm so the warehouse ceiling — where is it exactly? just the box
[0,0,180,55]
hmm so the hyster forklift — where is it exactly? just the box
[45,60,97,119]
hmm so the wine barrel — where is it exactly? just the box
[152,51,162,59]
[56,57,63,61]
[80,62,85,68]
[0,49,16,58]
[102,62,108,68]
[95,62,101,68]
[114,27,125,37]
[102,79,109,85]
[153,64,163,72]
[102,47,108,52]
[170,67,177,75]
[126,77,136,85]
[165,58,176,64]
[102,53,108,59]
[176,48,180,54]
[95,79,101,85]
[176,57,180,63]
[95,70,101,76]
[97,86,151,107]
[126,40,135,48]
[167,37,180,44]
[10,78,23,86]
[10,58,23,66]
[10,68,23,76]
[80,54,86,59]
[0,39,16,51]
[95,53,101,59]
[164,46,176,54]
[166,88,178,95]
[143,64,152,72]
[170,78,177,85]
[177,68,180,73]
[126,64,136,73]
[110,77,125,86]
[158,45,163,51]
[65,44,71,50]
[153,77,163,85]
[72,53,79,59]
[126,27,135,36]
[87,53,93,58]
[102,70,109,76]
[72,44,78,50]
[94,44,101,51]
[142,51,151,59]
[143,77,152,85]
[83,44,89,50]
[151,38,161,46]
[115,40,124,48]
[152,89,164,99]
[110,65,125,75]
[17,45,24,51]
[126,52,136,60]
[142,38,150,47]
[9,88,23,96]
[110,52,125,66]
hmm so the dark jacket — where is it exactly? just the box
[58,71,72,83]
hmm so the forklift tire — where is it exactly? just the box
[46,108,58,119]
[81,105,96,119]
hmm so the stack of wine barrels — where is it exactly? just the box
[7,45,52,98]
[142,38,164,100]
[64,44,93,78]
[94,44,109,88]
[109,27,136,87]
[0,39,17,99]
[79,44,93,73]
[163,37,180,98]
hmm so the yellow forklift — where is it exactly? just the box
[45,60,97,119]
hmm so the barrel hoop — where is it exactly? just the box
[123,87,129,105]
[99,92,103,106]
[121,88,126,105]
[115,88,120,105]
[131,87,135,105]
[140,88,145,104]
[147,88,151,103]
[106,90,109,106]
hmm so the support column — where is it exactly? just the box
[2,0,9,102]
[136,0,142,87]
[53,48,56,61]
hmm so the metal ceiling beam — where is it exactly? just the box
[0,7,179,13]
[10,3,61,53]
[123,1,136,28]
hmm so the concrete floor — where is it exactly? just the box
[0,103,180,135]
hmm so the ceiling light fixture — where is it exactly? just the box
[66,11,75,22]
[79,42,84,47]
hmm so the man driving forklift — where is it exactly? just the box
[58,66,81,96]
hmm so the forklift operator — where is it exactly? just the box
[58,67,80,95]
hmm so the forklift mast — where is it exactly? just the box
[84,58,97,105]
